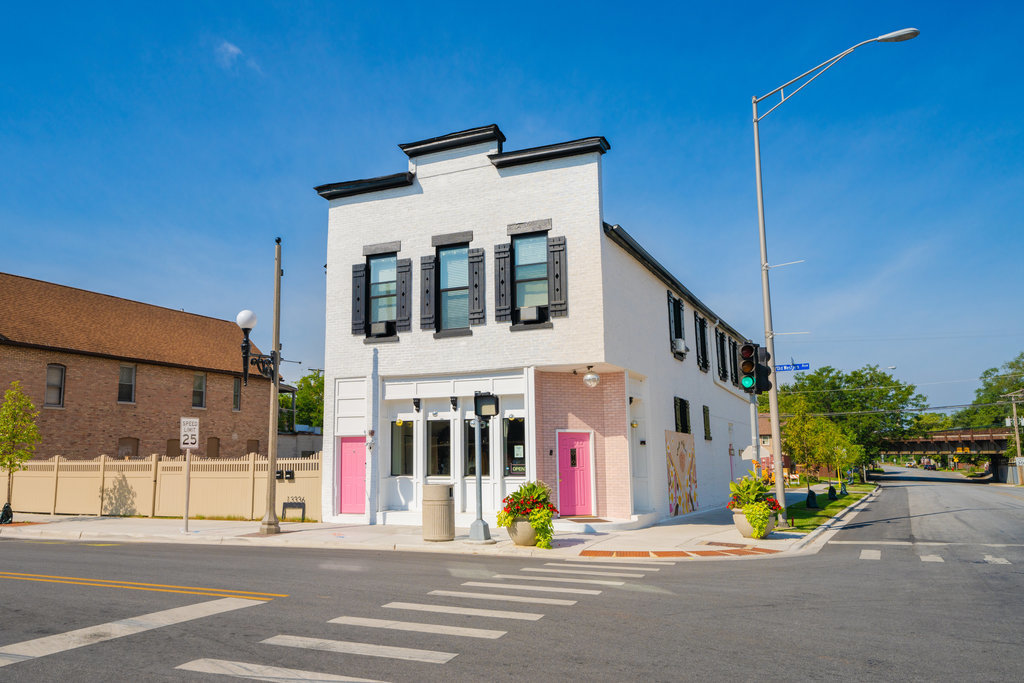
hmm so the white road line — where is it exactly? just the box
[829,540,913,546]
[176,658,383,682]
[521,567,644,578]
[328,616,505,639]
[263,635,456,664]
[860,549,881,560]
[562,558,676,566]
[546,562,657,572]
[492,574,624,586]
[428,590,576,606]
[0,597,258,668]
[983,555,1011,565]
[464,581,601,596]
[920,555,945,563]
[383,602,543,621]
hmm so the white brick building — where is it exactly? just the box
[316,125,755,529]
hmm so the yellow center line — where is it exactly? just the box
[0,571,287,599]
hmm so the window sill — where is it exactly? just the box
[510,322,553,332]
[43,405,64,409]
[364,335,400,344]
[434,328,472,339]
[118,401,136,406]
[192,406,207,410]
[672,352,687,362]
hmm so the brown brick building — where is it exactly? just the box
[0,272,272,459]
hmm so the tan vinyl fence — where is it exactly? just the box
[10,453,322,521]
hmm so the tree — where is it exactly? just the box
[781,398,860,481]
[910,412,954,436]
[952,351,1024,428]
[763,364,926,460]
[293,371,324,428]
[0,381,41,504]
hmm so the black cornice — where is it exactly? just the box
[315,172,415,200]
[489,137,610,169]
[398,125,506,158]
[602,222,746,341]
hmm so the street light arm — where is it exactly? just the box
[755,38,876,120]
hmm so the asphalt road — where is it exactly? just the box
[1,469,1021,682]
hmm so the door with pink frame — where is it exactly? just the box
[338,436,366,514]
[557,432,592,516]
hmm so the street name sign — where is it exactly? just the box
[775,363,810,372]
[180,418,199,449]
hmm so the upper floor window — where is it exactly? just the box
[439,246,469,330]
[728,339,739,386]
[369,254,398,326]
[118,365,136,403]
[514,234,549,311]
[715,330,729,381]
[45,364,65,407]
[693,313,709,372]
[494,222,567,325]
[232,377,242,411]
[667,292,686,358]
[192,373,206,408]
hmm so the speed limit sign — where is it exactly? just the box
[180,418,199,449]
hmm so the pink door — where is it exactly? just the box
[338,436,366,514]
[558,432,592,516]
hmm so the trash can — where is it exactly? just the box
[422,483,455,542]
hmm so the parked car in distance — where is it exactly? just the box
[924,463,936,471]
[904,461,917,468]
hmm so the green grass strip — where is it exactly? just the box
[785,483,876,534]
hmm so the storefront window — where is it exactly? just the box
[391,420,413,476]
[463,419,490,477]
[427,420,451,476]
[503,417,526,476]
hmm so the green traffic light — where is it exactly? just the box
[741,376,755,389]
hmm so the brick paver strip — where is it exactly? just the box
[748,548,780,554]
[579,550,616,557]
[612,551,652,558]
[691,550,729,557]
[719,549,758,556]
[652,551,692,558]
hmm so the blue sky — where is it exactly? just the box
[2,2,1020,409]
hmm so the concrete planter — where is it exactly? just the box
[732,508,776,539]
[506,517,538,546]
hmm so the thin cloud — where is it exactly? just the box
[215,40,261,74]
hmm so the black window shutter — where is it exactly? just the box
[420,255,436,330]
[667,291,675,353]
[683,399,691,433]
[703,405,712,440]
[351,264,367,335]
[547,236,567,317]
[469,248,486,326]
[396,258,412,332]
[494,243,512,322]
[674,397,683,432]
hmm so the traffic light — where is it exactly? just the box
[739,343,757,393]
[755,346,772,394]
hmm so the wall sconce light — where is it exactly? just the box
[412,398,421,412]
[396,418,403,426]
[450,396,458,411]
[630,420,639,429]
[583,366,600,388]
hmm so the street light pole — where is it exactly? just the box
[751,28,919,524]
[261,238,283,535]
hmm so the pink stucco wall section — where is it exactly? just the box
[534,370,631,519]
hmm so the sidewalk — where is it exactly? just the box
[0,486,858,561]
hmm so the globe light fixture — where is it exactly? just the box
[583,366,600,388]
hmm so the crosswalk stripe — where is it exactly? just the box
[0,598,258,668]
[176,658,383,681]
[328,616,505,639]
[521,567,644,578]
[492,574,624,586]
[920,555,944,563]
[546,562,657,572]
[464,581,601,596]
[428,590,576,606]
[859,549,881,560]
[383,602,543,621]
[262,635,456,664]
[983,555,1011,565]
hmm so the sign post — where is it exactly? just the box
[180,418,199,533]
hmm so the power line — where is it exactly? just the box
[783,400,1015,418]
[781,332,1024,344]
[778,371,1024,396]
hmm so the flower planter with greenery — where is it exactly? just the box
[496,481,558,549]
[727,469,781,539]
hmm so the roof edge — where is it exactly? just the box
[602,222,746,341]
[398,125,506,158]
[315,172,415,201]
[489,137,609,169]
